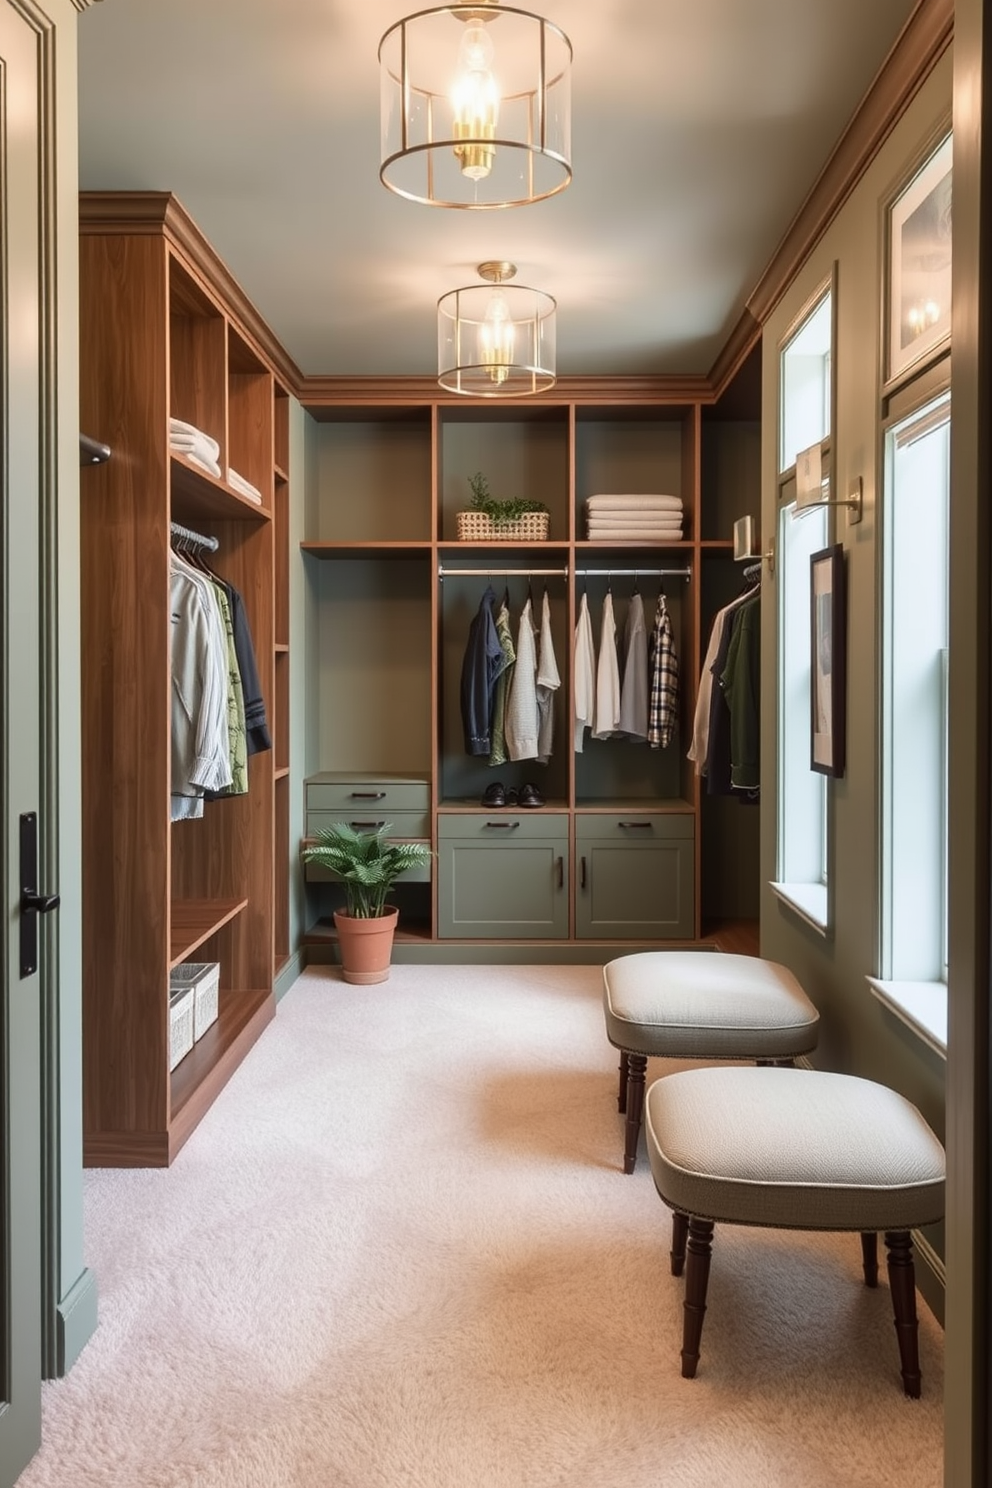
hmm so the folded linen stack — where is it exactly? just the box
[585,493,684,542]
[228,467,263,505]
[169,417,222,479]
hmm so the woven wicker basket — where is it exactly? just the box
[456,510,550,542]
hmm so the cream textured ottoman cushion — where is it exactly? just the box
[644,1065,946,1395]
[603,952,819,1172]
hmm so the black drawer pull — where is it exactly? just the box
[557,855,564,889]
[618,820,653,829]
[581,855,587,889]
[350,820,387,830]
[484,820,520,829]
[350,791,387,800]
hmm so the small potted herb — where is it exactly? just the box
[457,472,550,540]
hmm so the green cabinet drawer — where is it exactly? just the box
[306,808,430,840]
[438,814,568,938]
[574,812,693,843]
[575,815,694,939]
[305,773,430,813]
[438,812,569,843]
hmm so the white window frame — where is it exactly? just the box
[868,383,950,1057]
[771,280,834,932]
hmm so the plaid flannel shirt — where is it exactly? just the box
[648,594,678,749]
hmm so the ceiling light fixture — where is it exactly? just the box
[438,261,556,396]
[379,1,572,209]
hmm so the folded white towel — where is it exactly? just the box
[587,523,685,537]
[169,418,221,462]
[587,514,684,528]
[228,468,263,504]
[586,494,683,511]
[585,529,684,542]
[182,450,222,480]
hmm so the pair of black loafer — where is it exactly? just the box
[481,781,545,809]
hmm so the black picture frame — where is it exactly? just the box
[810,544,846,777]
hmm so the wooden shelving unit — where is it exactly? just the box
[79,193,292,1166]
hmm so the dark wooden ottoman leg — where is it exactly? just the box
[617,1050,630,1112]
[681,1217,714,1378]
[624,1053,647,1174]
[670,1211,689,1276]
[861,1231,879,1288]
[885,1230,921,1398]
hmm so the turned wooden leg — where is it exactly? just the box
[617,1050,630,1113]
[670,1211,689,1277]
[623,1053,647,1174]
[885,1230,922,1397]
[681,1217,714,1378]
[861,1232,879,1288]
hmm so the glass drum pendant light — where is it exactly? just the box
[438,261,556,396]
[379,1,572,209]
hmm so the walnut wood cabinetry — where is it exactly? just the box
[79,194,293,1166]
[300,362,761,956]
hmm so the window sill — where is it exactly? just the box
[769,881,830,935]
[865,977,947,1059]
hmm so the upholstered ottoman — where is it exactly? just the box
[644,1066,946,1396]
[603,952,819,1172]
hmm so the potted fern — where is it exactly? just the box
[302,822,433,984]
[457,471,550,541]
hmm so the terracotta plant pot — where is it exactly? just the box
[332,906,399,985]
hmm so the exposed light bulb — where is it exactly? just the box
[451,23,500,182]
[480,286,515,383]
[907,298,941,336]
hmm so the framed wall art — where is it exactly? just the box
[886,131,952,385]
[810,544,846,778]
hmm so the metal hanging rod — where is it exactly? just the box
[170,520,218,553]
[573,566,691,581]
[438,565,568,578]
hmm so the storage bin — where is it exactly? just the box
[168,985,195,1071]
[170,961,220,1042]
[455,510,549,542]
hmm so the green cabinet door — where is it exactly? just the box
[438,815,569,939]
[575,815,694,939]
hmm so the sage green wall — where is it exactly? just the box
[759,53,952,1260]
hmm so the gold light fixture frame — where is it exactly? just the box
[438,260,557,397]
[379,1,572,209]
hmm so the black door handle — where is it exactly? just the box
[20,812,60,978]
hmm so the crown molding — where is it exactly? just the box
[298,372,713,410]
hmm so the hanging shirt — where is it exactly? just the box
[592,590,621,740]
[721,594,761,791]
[505,595,540,762]
[170,556,233,820]
[460,585,506,756]
[688,589,755,775]
[574,590,596,753]
[535,590,561,764]
[617,591,649,742]
[488,597,516,768]
[648,593,679,749]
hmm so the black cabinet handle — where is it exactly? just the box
[557,855,564,888]
[618,820,653,829]
[349,791,387,800]
[485,820,520,829]
[349,820,386,829]
[580,855,587,889]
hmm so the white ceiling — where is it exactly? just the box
[76,0,920,380]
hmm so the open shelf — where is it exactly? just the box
[170,897,248,968]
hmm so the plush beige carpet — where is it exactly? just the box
[20,964,944,1487]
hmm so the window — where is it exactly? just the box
[773,287,832,931]
[870,390,950,1053]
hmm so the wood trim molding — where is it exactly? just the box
[744,0,952,330]
[299,372,714,410]
[79,191,302,391]
[707,309,761,402]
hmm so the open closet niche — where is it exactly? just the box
[79,194,293,1166]
[300,357,762,959]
